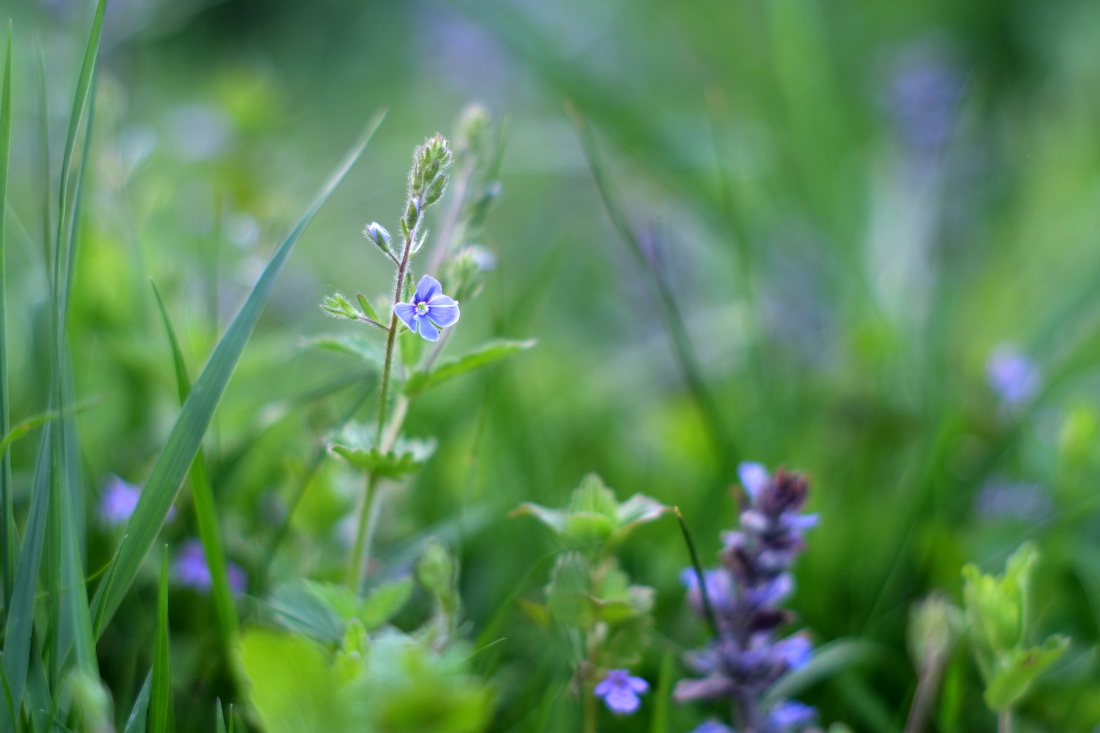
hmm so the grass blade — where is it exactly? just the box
[93,109,386,630]
[149,550,172,733]
[1,429,52,733]
[151,280,239,642]
[122,671,153,733]
[0,21,14,605]
[215,699,227,733]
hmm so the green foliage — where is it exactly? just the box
[962,543,1070,712]
[328,423,436,478]
[404,339,537,397]
[239,626,493,733]
[515,473,669,554]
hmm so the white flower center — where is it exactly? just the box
[415,301,429,316]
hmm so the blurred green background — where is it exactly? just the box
[5,0,1100,730]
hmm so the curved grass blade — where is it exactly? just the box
[93,110,386,630]
[215,699,227,733]
[151,280,238,642]
[149,550,172,733]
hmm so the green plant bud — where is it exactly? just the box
[416,539,458,612]
[404,198,420,230]
[425,173,448,207]
[321,293,358,320]
[908,593,962,669]
[963,564,1023,654]
[456,104,489,155]
[356,293,381,323]
[66,670,114,733]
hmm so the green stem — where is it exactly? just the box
[582,676,597,733]
[998,709,1013,733]
[348,210,417,591]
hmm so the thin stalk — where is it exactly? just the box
[903,653,947,733]
[998,709,1013,733]
[348,215,417,589]
[582,675,597,733]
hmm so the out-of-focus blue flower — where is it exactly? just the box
[173,539,247,597]
[690,721,734,733]
[887,41,964,152]
[100,475,140,525]
[974,480,1051,523]
[681,567,736,615]
[738,461,769,501]
[394,275,460,342]
[594,669,649,714]
[765,700,817,731]
[986,344,1039,405]
[100,475,175,526]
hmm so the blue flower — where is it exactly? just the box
[594,669,649,714]
[100,475,176,526]
[173,539,247,597]
[986,344,1039,405]
[765,700,816,731]
[690,721,734,733]
[394,275,460,342]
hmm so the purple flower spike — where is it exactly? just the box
[173,539,247,597]
[394,275,460,342]
[594,669,649,714]
[738,461,769,501]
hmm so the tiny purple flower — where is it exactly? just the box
[690,721,734,733]
[986,344,1039,405]
[394,274,460,342]
[100,475,176,526]
[681,567,736,614]
[594,669,649,715]
[765,700,816,731]
[100,475,140,525]
[173,539,247,597]
[738,461,769,501]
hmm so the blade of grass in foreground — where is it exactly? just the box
[122,671,152,733]
[1,430,52,733]
[152,280,238,643]
[92,110,386,630]
[0,22,14,605]
[149,550,172,733]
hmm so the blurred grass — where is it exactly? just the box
[2,0,1100,730]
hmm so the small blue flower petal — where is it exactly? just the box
[394,302,418,332]
[415,274,442,303]
[418,317,440,342]
[766,700,816,730]
[426,297,460,327]
[738,462,769,501]
[595,669,648,715]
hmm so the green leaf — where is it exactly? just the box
[92,110,385,630]
[545,552,593,631]
[357,293,382,323]
[306,334,385,369]
[239,628,366,733]
[215,699,227,733]
[122,671,152,733]
[150,550,172,733]
[0,20,14,604]
[984,635,1070,710]
[358,577,414,631]
[1,430,51,731]
[329,425,436,478]
[404,339,536,397]
[151,280,239,643]
[763,638,887,707]
[267,583,345,644]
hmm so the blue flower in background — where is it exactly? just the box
[173,539,247,596]
[689,721,733,733]
[986,344,1039,405]
[395,274,460,342]
[594,669,649,714]
[100,475,176,526]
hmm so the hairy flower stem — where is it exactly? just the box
[347,218,417,591]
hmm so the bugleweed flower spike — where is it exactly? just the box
[395,274,460,342]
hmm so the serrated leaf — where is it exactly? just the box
[984,635,1069,710]
[307,334,385,368]
[545,552,593,631]
[359,577,414,631]
[404,339,536,397]
[329,429,436,479]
